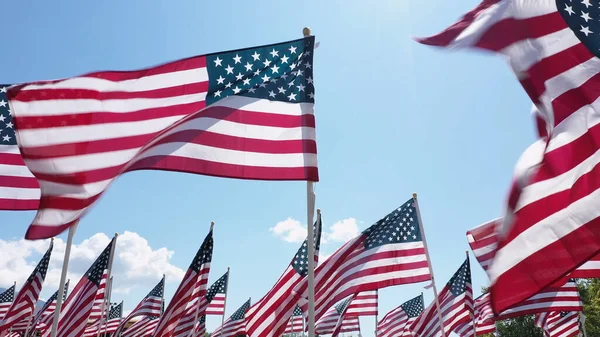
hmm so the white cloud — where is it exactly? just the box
[0,231,185,295]
[324,218,359,243]
[269,218,307,243]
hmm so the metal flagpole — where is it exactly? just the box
[305,179,316,337]
[189,222,214,337]
[50,221,79,337]
[374,290,378,337]
[580,313,588,337]
[98,276,113,337]
[219,266,230,337]
[466,251,476,337]
[412,193,446,337]
[97,233,118,337]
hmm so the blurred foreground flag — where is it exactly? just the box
[7,36,318,240]
[417,0,600,313]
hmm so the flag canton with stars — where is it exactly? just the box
[206,271,228,302]
[28,243,52,283]
[230,299,251,321]
[205,36,315,106]
[0,85,16,146]
[363,198,423,250]
[292,305,303,317]
[291,217,322,276]
[199,315,206,324]
[148,279,164,298]
[190,230,213,272]
[401,294,425,318]
[558,0,600,57]
[335,297,352,315]
[109,302,123,319]
[0,285,14,303]
[447,258,471,296]
[85,239,114,286]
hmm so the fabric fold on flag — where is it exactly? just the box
[376,294,424,337]
[244,214,322,337]
[7,36,319,240]
[113,276,164,336]
[153,228,213,337]
[416,0,600,313]
[212,298,251,337]
[409,257,473,337]
[0,240,52,332]
[41,237,115,337]
[294,197,432,323]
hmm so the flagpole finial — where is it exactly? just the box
[412,193,417,199]
[51,237,54,243]
[317,209,321,214]
[303,27,311,37]
[210,221,215,231]
[114,232,118,237]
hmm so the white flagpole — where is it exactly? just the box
[305,179,316,337]
[98,276,113,337]
[220,267,230,336]
[466,251,476,337]
[189,222,214,337]
[97,233,118,337]
[50,221,79,337]
[580,313,588,337]
[412,193,446,337]
[374,290,378,337]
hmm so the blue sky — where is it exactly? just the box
[0,0,537,336]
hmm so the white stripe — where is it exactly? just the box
[211,95,315,116]
[22,68,208,92]
[0,164,35,178]
[0,186,40,200]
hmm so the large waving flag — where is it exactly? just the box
[153,228,213,337]
[376,294,424,337]
[41,237,115,337]
[409,257,473,337]
[244,214,322,337]
[295,197,432,322]
[113,276,164,336]
[7,36,319,240]
[417,0,600,313]
[0,240,52,332]
[212,298,251,337]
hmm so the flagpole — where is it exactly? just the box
[49,221,78,337]
[374,290,378,337]
[189,222,214,337]
[23,237,51,337]
[580,313,588,337]
[98,276,113,337]
[306,179,316,337]
[97,233,118,337]
[412,193,446,337]
[220,267,230,334]
[466,251,476,337]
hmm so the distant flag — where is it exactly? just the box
[206,270,229,315]
[153,228,213,337]
[314,296,359,337]
[535,311,581,337]
[34,281,70,331]
[7,36,319,241]
[417,0,600,313]
[376,294,424,337]
[212,298,251,337]
[345,291,378,317]
[409,257,473,337]
[284,305,304,334]
[454,293,496,337]
[0,240,52,332]
[113,276,164,336]
[295,198,432,322]
[0,286,15,319]
[83,301,123,337]
[122,316,160,337]
[244,215,322,337]
[192,315,206,337]
[0,85,39,211]
[41,237,115,337]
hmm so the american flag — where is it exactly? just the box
[153,228,212,337]
[83,301,123,337]
[498,280,582,319]
[467,219,600,279]
[212,298,250,337]
[376,294,424,337]
[113,276,164,336]
[345,291,378,317]
[192,315,206,337]
[0,287,15,319]
[33,280,70,332]
[295,198,432,323]
[206,270,228,316]
[41,237,114,337]
[122,316,159,337]
[244,215,322,337]
[409,257,473,337]
[87,273,109,325]
[314,296,359,337]
[417,0,600,314]
[454,293,496,337]
[6,36,319,241]
[536,311,581,337]
[0,85,39,211]
[0,240,52,332]
[284,305,304,334]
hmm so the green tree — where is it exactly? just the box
[577,278,600,336]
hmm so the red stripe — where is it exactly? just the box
[0,153,28,166]
[0,175,39,188]
[0,198,39,210]
[81,56,206,82]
